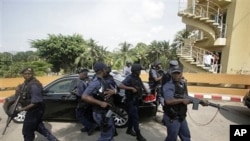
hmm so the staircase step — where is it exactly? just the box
[187,14,195,18]
[190,62,199,65]
[181,55,192,58]
[193,15,202,19]
[200,17,209,21]
[206,19,215,23]
[202,66,211,70]
[212,22,220,26]
[197,64,205,67]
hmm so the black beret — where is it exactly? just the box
[93,62,107,72]
[79,68,89,73]
[170,65,183,73]
[20,67,34,74]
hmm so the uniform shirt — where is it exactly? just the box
[122,75,143,96]
[29,83,43,104]
[83,77,101,97]
[162,79,175,100]
[162,79,186,100]
[76,79,88,97]
[150,69,158,79]
[104,75,116,89]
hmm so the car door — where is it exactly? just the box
[42,77,78,121]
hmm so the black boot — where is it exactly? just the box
[126,128,136,136]
[136,131,147,141]
[114,128,118,137]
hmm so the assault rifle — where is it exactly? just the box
[175,94,228,111]
[100,92,125,131]
[2,84,25,135]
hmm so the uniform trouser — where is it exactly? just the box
[150,85,164,107]
[127,102,140,133]
[93,110,115,141]
[163,114,191,141]
[76,106,94,131]
[22,108,57,141]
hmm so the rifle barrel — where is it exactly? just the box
[208,102,229,111]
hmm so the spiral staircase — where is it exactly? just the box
[176,0,231,73]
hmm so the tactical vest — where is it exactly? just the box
[125,75,143,102]
[149,69,161,88]
[163,81,187,120]
[148,69,155,86]
[19,78,43,107]
[93,77,114,104]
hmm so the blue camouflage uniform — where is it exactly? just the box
[20,77,58,141]
[122,74,143,135]
[162,66,191,141]
[75,76,95,134]
[83,76,115,141]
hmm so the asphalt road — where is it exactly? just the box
[0,100,250,141]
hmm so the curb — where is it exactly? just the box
[0,93,243,104]
[189,93,243,102]
[0,99,4,103]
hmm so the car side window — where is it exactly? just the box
[46,78,77,94]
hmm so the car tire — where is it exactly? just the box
[113,106,128,128]
[8,103,26,123]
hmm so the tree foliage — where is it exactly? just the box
[30,34,87,73]
[1,29,186,77]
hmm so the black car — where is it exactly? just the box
[3,72,157,128]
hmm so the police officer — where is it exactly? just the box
[162,65,208,141]
[119,63,148,141]
[161,60,179,85]
[75,68,96,135]
[148,61,163,91]
[148,61,163,106]
[82,62,116,141]
[104,66,120,136]
[16,67,58,141]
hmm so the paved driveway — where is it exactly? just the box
[1,100,250,141]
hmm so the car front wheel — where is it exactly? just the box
[13,111,26,123]
[113,106,128,128]
[8,103,26,123]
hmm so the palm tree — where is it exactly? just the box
[133,42,149,68]
[118,41,133,66]
[148,40,163,62]
[74,47,91,69]
[171,29,189,49]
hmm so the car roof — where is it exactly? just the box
[60,71,125,82]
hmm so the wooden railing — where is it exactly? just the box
[183,73,250,97]
[140,73,250,97]
[0,76,61,98]
[1,73,249,99]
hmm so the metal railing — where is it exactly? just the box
[177,40,222,73]
[178,0,227,39]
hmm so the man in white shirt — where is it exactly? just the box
[123,61,132,76]
[203,52,214,67]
